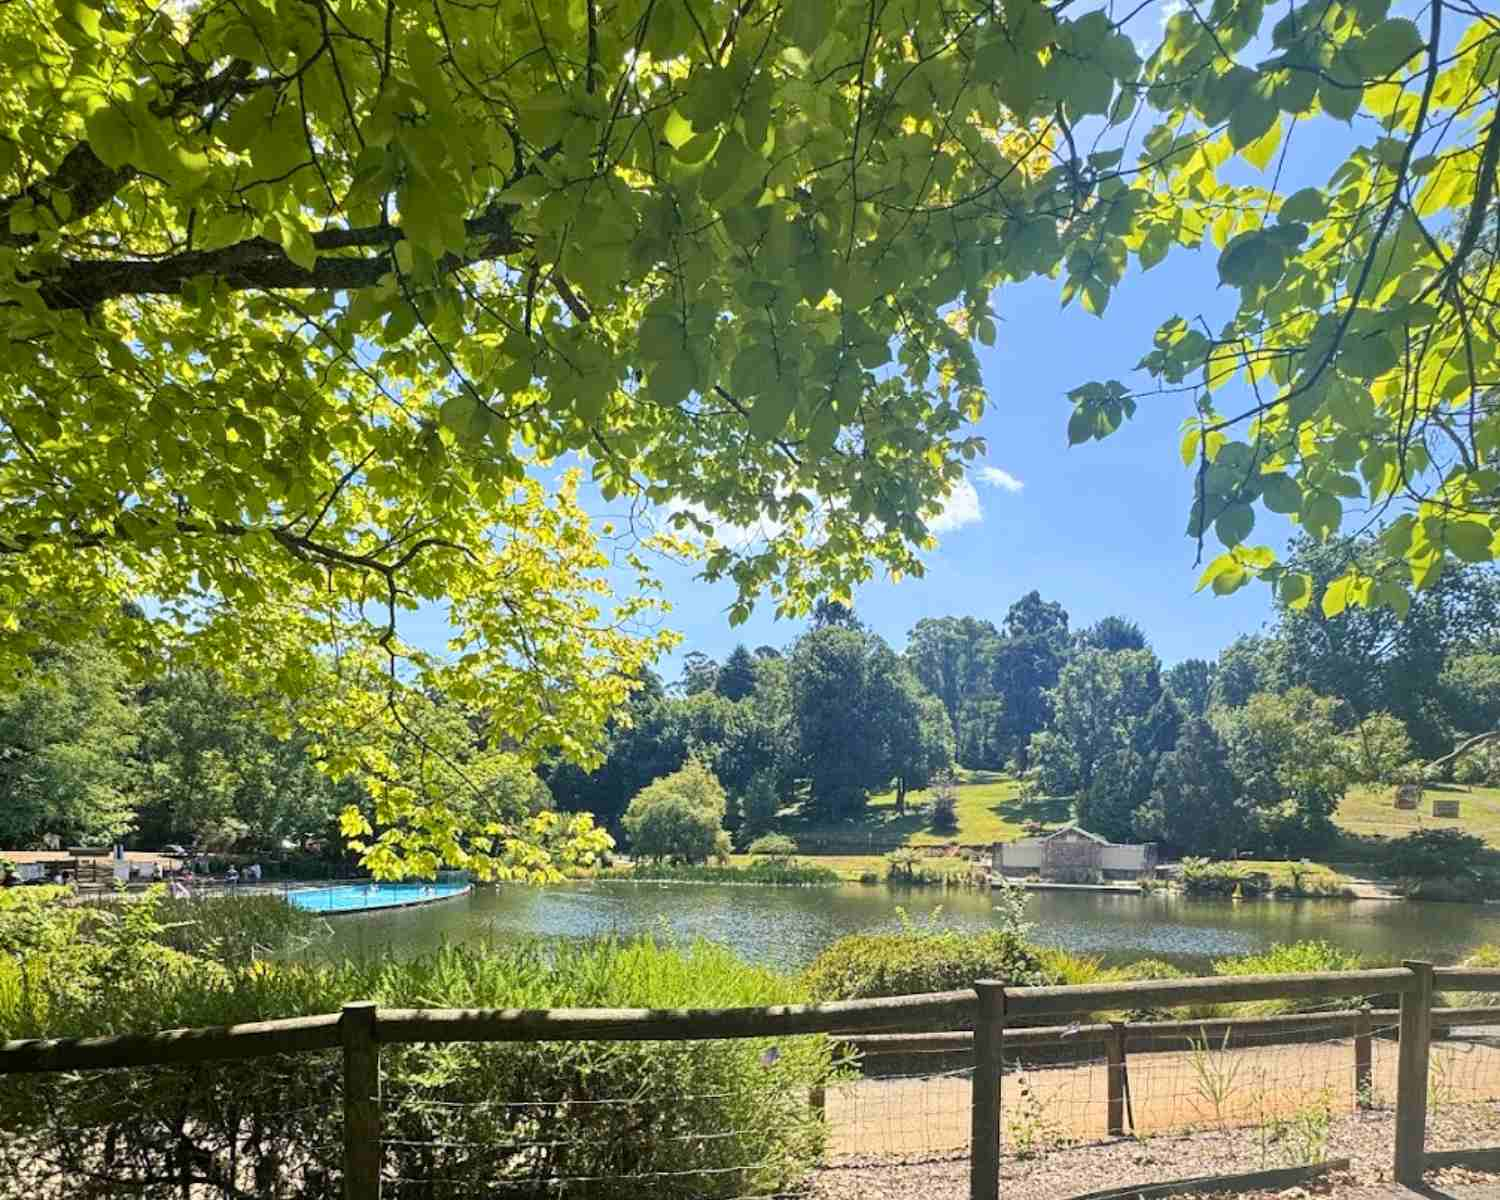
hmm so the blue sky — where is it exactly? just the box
[626,256,1291,678]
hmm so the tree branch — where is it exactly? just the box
[22,205,525,310]
[0,143,136,249]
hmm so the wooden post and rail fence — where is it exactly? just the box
[1,961,1497,1200]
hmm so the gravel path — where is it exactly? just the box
[805,1100,1500,1200]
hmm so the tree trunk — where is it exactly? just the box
[895,778,907,814]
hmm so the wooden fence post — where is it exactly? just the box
[1106,1023,1127,1137]
[970,981,1004,1200]
[1353,1008,1373,1109]
[342,1001,381,1200]
[1395,961,1434,1185]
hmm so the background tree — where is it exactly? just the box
[0,643,138,846]
[1441,655,1500,738]
[905,617,997,734]
[1345,713,1415,785]
[1135,716,1244,857]
[714,646,759,703]
[1262,536,1500,754]
[1165,659,1215,718]
[620,761,729,865]
[677,652,720,697]
[1036,648,1168,801]
[789,625,937,817]
[1211,637,1271,711]
[1214,689,1349,855]
[886,687,956,812]
[1079,617,1148,653]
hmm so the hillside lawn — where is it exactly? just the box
[769,773,1500,881]
[1336,781,1500,845]
[774,769,1072,850]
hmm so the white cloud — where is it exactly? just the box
[977,465,1024,493]
[928,477,983,534]
[1159,0,1186,26]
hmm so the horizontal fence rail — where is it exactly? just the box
[2,963,1498,1200]
[375,988,978,1043]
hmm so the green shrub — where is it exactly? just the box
[1180,857,1262,897]
[928,771,959,833]
[802,927,1048,1001]
[622,759,729,864]
[620,860,839,885]
[1035,948,1114,987]
[746,833,799,860]
[0,936,833,1200]
[1211,940,1368,1015]
[1385,828,1489,879]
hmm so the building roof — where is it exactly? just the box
[1038,824,1111,844]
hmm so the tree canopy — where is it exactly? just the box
[4,0,1497,873]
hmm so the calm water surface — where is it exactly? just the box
[311,882,1500,971]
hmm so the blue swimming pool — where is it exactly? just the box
[288,881,471,914]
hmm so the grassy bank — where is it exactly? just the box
[772,769,1061,851]
[606,859,841,885]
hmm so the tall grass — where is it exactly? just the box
[0,935,834,1200]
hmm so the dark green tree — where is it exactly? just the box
[1441,654,1500,737]
[1210,636,1271,710]
[715,645,759,702]
[1038,648,1167,799]
[1079,616,1148,653]
[1165,659,1214,718]
[677,651,720,697]
[1135,716,1243,857]
[790,625,934,817]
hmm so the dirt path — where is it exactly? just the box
[824,1032,1500,1161]
[810,1099,1500,1200]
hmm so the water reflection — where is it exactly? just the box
[315,881,1500,971]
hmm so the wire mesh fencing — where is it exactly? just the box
[375,1036,835,1200]
[0,1051,344,1200]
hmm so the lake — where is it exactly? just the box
[310,881,1500,971]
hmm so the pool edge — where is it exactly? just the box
[289,883,474,916]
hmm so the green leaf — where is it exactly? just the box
[1338,331,1399,380]
[1302,492,1343,540]
[85,107,136,169]
[1319,77,1363,122]
[675,132,720,164]
[1196,552,1240,592]
[1446,521,1495,563]
[663,108,694,150]
[1260,472,1302,514]
[1353,18,1424,78]
[1322,575,1352,617]
[1279,571,1312,610]
[1229,91,1279,153]
[748,390,797,440]
[1279,188,1328,224]
[1212,563,1248,595]
[1215,503,1255,547]
[1241,115,1284,172]
[438,394,496,442]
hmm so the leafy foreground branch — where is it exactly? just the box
[1,0,1497,877]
